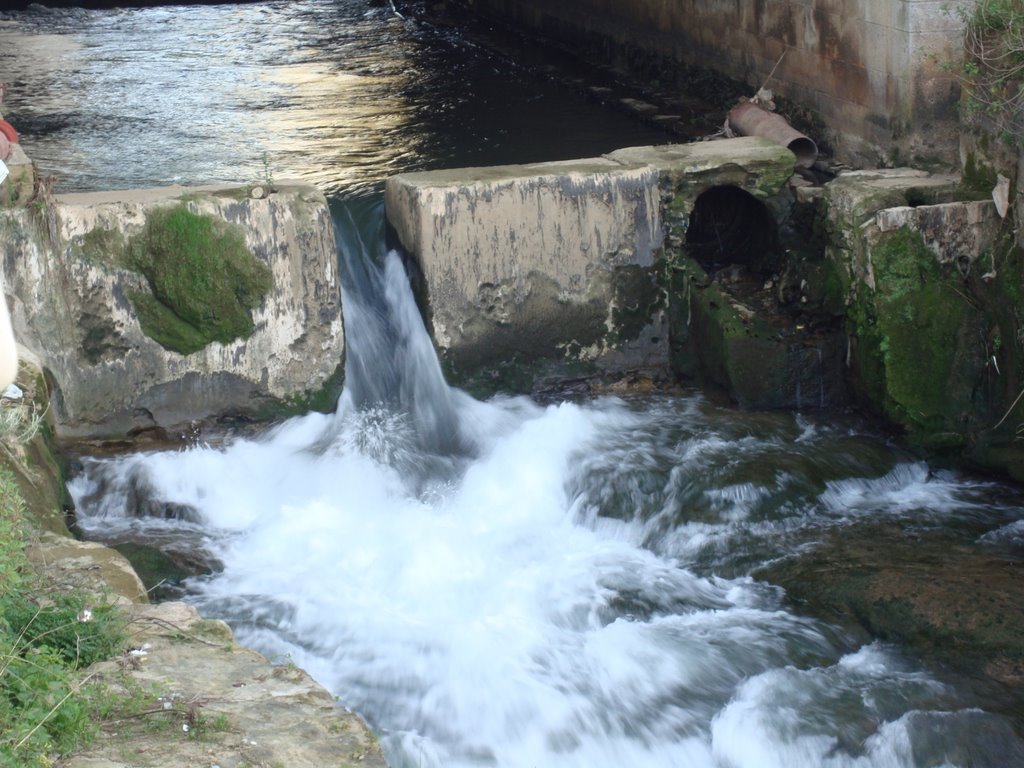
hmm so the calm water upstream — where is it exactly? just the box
[4,2,1024,766]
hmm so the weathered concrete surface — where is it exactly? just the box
[66,601,387,768]
[823,168,964,281]
[823,169,1003,447]
[0,183,344,438]
[434,0,965,168]
[617,139,843,410]
[386,157,666,386]
[607,138,797,218]
[873,199,999,267]
[384,138,797,391]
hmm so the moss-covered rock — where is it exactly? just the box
[1,184,345,439]
[253,360,345,420]
[849,227,987,443]
[127,206,272,355]
[820,170,1013,452]
[757,522,1024,691]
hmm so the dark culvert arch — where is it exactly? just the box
[685,185,781,274]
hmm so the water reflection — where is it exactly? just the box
[0,0,667,196]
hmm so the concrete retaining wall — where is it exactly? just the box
[0,183,345,438]
[440,0,965,168]
[385,137,796,390]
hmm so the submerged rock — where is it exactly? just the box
[757,520,1024,738]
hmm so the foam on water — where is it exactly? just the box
[71,401,990,767]
[70,250,1024,767]
[9,1,1020,761]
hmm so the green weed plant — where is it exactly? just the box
[0,466,126,766]
[955,0,1024,147]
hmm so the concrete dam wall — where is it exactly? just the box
[0,184,345,439]
[385,136,1024,477]
[385,137,799,393]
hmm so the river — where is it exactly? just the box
[3,2,1024,766]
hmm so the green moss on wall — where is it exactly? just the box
[606,264,663,346]
[79,226,128,268]
[851,227,984,442]
[847,293,888,410]
[127,206,272,355]
[961,151,999,198]
[253,362,345,420]
[674,255,800,409]
[126,288,216,356]
[816,257,850,316]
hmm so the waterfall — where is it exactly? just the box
[69,199,1024,768]
[329,197,463,456]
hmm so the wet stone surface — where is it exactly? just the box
[757,521,1024,723]
[66,602,387,768]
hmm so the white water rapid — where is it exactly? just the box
[71,206,1022,768]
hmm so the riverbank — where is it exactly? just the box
[0,353,387,768]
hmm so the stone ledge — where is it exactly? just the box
[65,601,387,768]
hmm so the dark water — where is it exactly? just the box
[5,2,1024,766]
[0,0,667,196]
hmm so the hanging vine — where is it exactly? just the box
[956,0,1024,147]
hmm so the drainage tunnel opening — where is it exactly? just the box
[686,185,782,274]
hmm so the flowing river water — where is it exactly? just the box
[3,2,1024,766]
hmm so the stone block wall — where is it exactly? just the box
[0,184,345,438]
[821,169,1006,450]
[385,158,667,387]
[384,137,797,393]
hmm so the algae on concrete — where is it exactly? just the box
[1,183,346,439]
[127,206,272,355]
[821,169,1010,450]
[670,252,846,410]
[850,227,985,443]
[651,140,848,410]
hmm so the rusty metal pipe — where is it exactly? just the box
[727,101,818,169]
